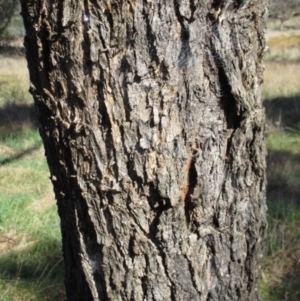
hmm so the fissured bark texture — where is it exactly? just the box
[21,0,268,300]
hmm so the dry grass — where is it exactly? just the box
[0,57,29,93]
[0,144,15,155]
[266,33,300,62]
[0,56,28,76]
[266,19,300,62]
[268,35,300,49]
[0,231,36,255]
[264,61,300,99]
[29,194,56,212]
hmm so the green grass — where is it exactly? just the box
[261,199,300,301]
[267,129,300,155]
[0,133,65,300]
[0,62,65,300]
[260,108,300,299]
[0,130,65,300]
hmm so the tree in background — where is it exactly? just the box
[0,0,19,37]
[20,0,268,300]
[269,0,300,30]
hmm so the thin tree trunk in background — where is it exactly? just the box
[20,0,268,300]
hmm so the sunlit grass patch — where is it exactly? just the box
[267,129,300,155]
[0,57,29,91]
[264,62,300,99]
[266,31,300,62]
[268,35,300,49]
[0,129,41,150]
[0,75,29,104]
[0,134,64,300]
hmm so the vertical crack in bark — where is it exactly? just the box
[189,0,197,22]
[39,25,51,76]
[136,254,150,299]
[82,1,94,77]
[142,4,159,65]
[183,151,197,226]
[119,57,132,122]
[104,8,113,37]
[141,274,148,301]
[217,67,241,131]
[178,27,190,68]
[212,46,242,161]
[173,0,191,69]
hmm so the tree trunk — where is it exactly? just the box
[20,0,268,300]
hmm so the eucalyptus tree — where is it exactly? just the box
[20,1,268,300]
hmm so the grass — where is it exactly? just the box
[264,62,300,99]
[261,128,300,300]
[268,35,300,50]
[0,56,65,301]
[260,26,300,300]
[265,19,300,62]
[261,201,300,301]
[0,142,65,301]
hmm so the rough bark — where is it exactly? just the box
[20,0,268,300]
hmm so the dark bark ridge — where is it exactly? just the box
[21,0,268,300]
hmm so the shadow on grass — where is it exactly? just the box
[0,101,42,166]
[0,44,25,57]
[263,145,300,300]
[0,143,41,166]
[267,272,300,301]
[0,237,66,301]
[0,102,38,138]
[262,197,300,301]
[267,149,300,205]
[264,95,300,129]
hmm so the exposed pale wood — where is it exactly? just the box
[20,0,268,300]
